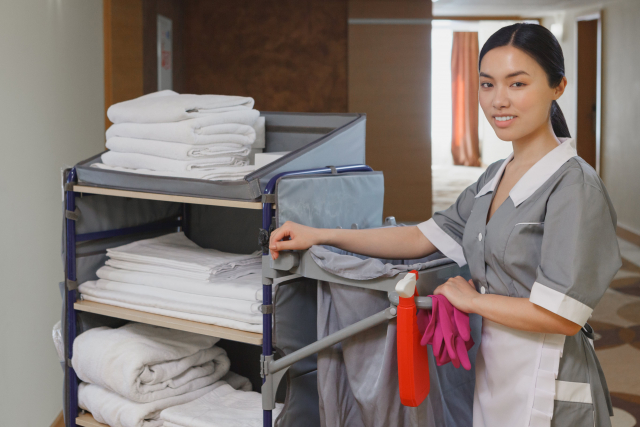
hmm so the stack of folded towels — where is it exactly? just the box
[92,90,266,181]
[160,382,283,427]
[78,232,264,333]
[73,322,256,427]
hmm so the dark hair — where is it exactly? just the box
[478,23,571,138]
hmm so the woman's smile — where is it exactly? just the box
[493,115,517,127]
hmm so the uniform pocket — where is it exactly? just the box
[551,401,594,426]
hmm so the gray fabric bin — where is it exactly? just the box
[75,112,366,201]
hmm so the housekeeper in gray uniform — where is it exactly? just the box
[270,23,620,427]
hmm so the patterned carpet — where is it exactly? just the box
[595,238,640,426]
[432,165,640,426]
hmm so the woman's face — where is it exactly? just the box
[478,45,566,142]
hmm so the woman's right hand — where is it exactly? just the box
[268,221,323,260]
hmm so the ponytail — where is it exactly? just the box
[550,100,571,138]
[479,23,571,138]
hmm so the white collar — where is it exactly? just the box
[475,137,577,207]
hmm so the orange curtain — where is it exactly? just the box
[451,32,481,166]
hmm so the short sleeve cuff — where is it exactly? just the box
[530,282,593,325]
[417,218,467,267]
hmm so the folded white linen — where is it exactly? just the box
[105,259,261,281]
[107,232,261,276]
[105,259,211,281]
[78,295,263,333]
[91,163,255,181]
[106,111,260,144]
[252,116,266,149]
[106,137,253,161]
[107,91,255,124]
[160,383,283,427]
[72,323,230,403]
[102,151,249,172]
[79,373,251,427]
[220,371,253,392]
[96,266,263,301]
[79,280,262,323]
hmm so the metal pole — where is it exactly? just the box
[65,168,78,427]
[269,307,396,375]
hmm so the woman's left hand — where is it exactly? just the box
[433,276,479,314]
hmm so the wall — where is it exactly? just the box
[558,0,640,235]
[0,0,105,425]
[348,0,433,221]
[143,0,185,95]
[183,0,348,112]
[104,0,144,129]
[598,0,640,235]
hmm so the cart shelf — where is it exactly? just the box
[74,300,263,345]
[76,413,106,427]
[72,184,263,209]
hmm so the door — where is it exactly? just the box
[576,16,601,172]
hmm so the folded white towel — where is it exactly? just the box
[72,323,230,403]
[107,91,255,124]
[107,232,261,276]
[96,266,263,301]
[106,137,252,161]
[79,373,251,427]
[91,163,255,181]
[79,382,216,427]
[79,280,262,324]
[102,151,249,172]
[160,384,283,427]
[78,295,263,333]
[106,111,260,145]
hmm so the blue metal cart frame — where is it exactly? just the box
[63,164,374,427]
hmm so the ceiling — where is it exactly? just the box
[433,0,619,17]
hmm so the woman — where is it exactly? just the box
[269,23,620,427]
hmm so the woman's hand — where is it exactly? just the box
[269,221,323,260]
[433,276,479,314]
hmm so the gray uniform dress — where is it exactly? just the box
[417,138,621,427]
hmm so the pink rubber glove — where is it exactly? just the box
[417,295,474,370]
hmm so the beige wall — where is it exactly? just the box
[599,0,640,234]
[0,0,104,424]
[556,0,640,234]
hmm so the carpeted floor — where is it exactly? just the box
[594,238,640,426]
[432,165,640,426]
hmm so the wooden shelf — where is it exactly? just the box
[74,300,263,345]
[72,185,263,210]
[76,413,107,427]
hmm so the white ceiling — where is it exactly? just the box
[433,0,619,17]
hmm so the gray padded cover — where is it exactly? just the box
[275,172,384,230]
[75,112,366,200]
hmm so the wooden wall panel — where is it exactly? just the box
[348,1,432,221]
[183,0,348,112]
[103,0,144,129]
[142,0,185,95]
[349,0,431,19]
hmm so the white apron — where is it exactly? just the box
[473,320,566,427]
